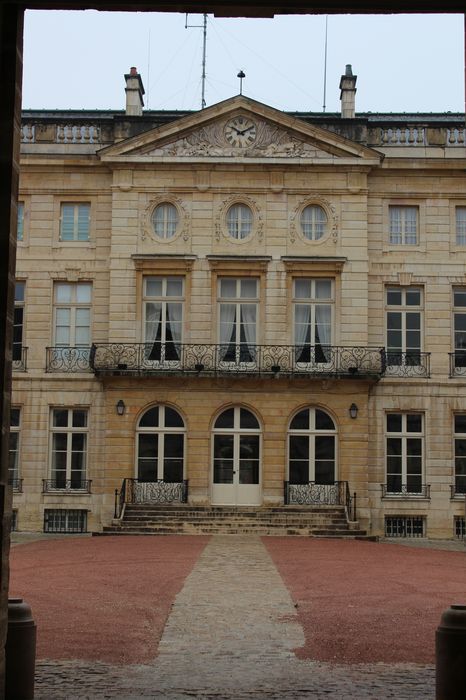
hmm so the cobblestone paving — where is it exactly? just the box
[35,536,435,699]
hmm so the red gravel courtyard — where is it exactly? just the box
[10,535,466,667]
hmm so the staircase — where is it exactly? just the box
[99,504,373,538]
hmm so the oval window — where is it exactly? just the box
[152,203,179,239]
[300,205,327,241]
[226,204,253,240]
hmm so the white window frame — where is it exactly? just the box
[217,277,258,364]
[226,204,253,240]
[389,205,419,245]
[136,405,186,482]
[453,414,466,496]
[287,407,337,485]
[49,408,89,489]
[53,282,92,348]
[143,276,184,364]
[17,202,24,241]
[385,286,423,366]
[452,287,466,372]
[13,281,25,365]
[151,202,179,240]
[300,204,328,241]
[456,207,466,246]
[9,408,21,484]
[293,278,334,366]
[59,202,91,242]
[385,412,424,495]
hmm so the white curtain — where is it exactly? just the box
[315,305,331,362]
[295,304,311,354]
[219,304,236,360]
[145,303,161,360]
[241,304,256,361]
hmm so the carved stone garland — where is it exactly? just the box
[290,196,338,244]
[215,195,264,243]
[142,196,190,242]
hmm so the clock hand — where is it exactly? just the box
[238,126,255,135]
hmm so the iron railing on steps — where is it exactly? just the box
[284,480,356,521]
[115,478,189,518]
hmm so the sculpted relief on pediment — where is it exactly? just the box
[146,118,329,158]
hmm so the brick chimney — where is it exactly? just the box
[339,64,357,119]
[124,67,145,116]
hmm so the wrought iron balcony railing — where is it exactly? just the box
[42,479,92,493]
[8,477,23,493]
[46,347,92,373]
[115,478,189,517]
[12,347,27,372]
[383,352,430,378]
[450,483,466,499]
[283,480,356,520]
[449,352,466,377]
[91,343,385,379]
[381,484,431,499]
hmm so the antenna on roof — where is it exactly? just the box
[322,15,328,112]
[185,13,208,109]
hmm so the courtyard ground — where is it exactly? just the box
[9,535,466,699]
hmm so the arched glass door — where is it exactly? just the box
[288,407,337,490]
[212,406,261,505]
[136,405,185,483]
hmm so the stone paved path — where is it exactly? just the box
[35,536,435,699]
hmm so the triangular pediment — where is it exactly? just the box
[99,96,382,164]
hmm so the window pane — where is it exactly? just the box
[455,415,466,433]
[387,414,402,432]
[139,407,159,428]
[76,284,92,303]
[315,410,335,431]
[240,409,259,429]
[315,435,335,460]
[290,409,309,430]
[387,288,402,305]
[10,409,20,427]
[406,289,421,306]
[240,279,257,298]
[164,434,184,458]
[72,410,87,428]
[220,279,236,298]
[387,437,402,455]
[15,282,25,303]
[456,207,466,245]
[214,408,234,429]
[166,278,183,297]
[146,278,163,297]
[56,284,72,303]
[315,280,332,299]
[289,435,309,460]
[53,409,69,427]
[406,414,422,432]
[164,407,184,428]
[294,279,311,299]
[454,289,466,307]
[17,202,24,240]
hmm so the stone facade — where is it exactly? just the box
[11,69,466,538]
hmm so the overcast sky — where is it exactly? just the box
[23,11,464,114]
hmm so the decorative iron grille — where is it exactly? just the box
[381,484,430,499]
[43,509,87,534]
[384,352,430,378]
[42,479,92,493]
[8,477,23,493]
[454,517,465,539]
[12,347,27,372]
[11,510,18,532]
[385,516,425,538]
[46,347,92,373]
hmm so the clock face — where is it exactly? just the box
[224,117,257,148]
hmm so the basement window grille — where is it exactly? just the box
[44,509,87,534]
[454,516,465,539]
[385,515,425,538]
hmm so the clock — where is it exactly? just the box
[224,117,257,148]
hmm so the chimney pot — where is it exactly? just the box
[124,67,145,116]
[339,64,357,119]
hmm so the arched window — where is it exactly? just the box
[152,202,179,239]
[288,407,336,485]
[137,405,185,482]
[300,204,327,241]
[212,406,261,505]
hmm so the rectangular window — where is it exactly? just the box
[49,408,88,489]
[386,413,424,494]
[9,408,21,489]
[60,203,90,241]
[454,516,465,539]
[13,282,25,365]
[218,278,258,363]
[17,202,24,241]
[386,287,422,366]
[456,207,466,246]
[44,509,87,534]
[11,510,18,532]
[143,277,184,363]
[453,288,466,370]
[389,206,418,245]
[385,516,425,538]
[454,414,466,496]
[54,282,92,347]
[293,278,333,364]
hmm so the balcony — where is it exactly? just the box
[449,352,466,378]
[12,347,27,372]
[46,347,92,373]
[115,478,189,517]
[42,479,92,494]
[91,343,385,379]
[384,352,430,378]
[8,477,23,493]
[381,484,431,499]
